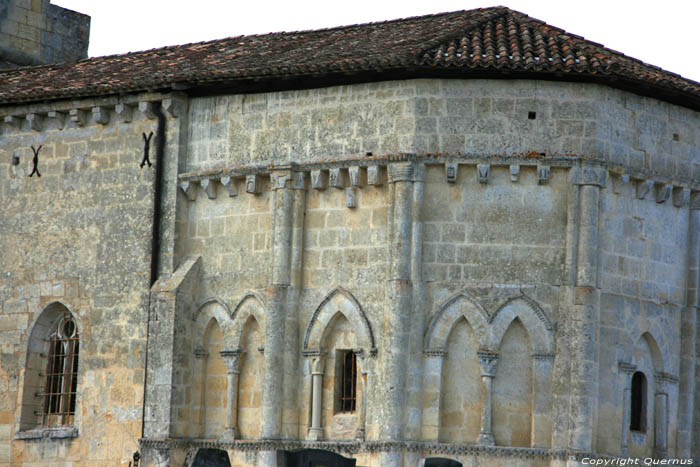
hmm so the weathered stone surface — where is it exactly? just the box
[1,76,699,467]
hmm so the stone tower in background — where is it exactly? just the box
[0,0,89,69]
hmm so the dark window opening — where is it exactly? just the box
[528,111,536,120]
[42,314,79,427]
[630,371,647,432]
[340,351,357,413]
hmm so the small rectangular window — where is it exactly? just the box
[337,350,357,413]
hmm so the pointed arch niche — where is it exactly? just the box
[422,292,489,442]
[187,294,266,441]
[232,294,265,440]
[303,287,376,441]
[422,292,554,448]
[490,297,553,448]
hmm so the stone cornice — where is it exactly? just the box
[177,155,700,195]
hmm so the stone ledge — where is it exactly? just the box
[16,426,78,440]
[139,437,608,461]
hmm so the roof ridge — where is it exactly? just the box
[415,7,511,59]
[52,6,511,65]
[1,6,699,109]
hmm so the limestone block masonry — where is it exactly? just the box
[0,77,699,467]
[0,0,90,68]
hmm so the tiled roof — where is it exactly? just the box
[1,7,699,108]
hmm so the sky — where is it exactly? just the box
[53,0,700,84]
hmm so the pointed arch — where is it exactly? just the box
[424,291,490,351]
[227,293,266,351]
[193,298,233,350]
[639,332,663,373]
[20,301,81,431]
[489,295,553,354]
[303,287,375,354]
[193,297,231,322]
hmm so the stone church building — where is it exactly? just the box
[0,2,699,466]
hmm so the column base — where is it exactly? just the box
[477,432,495,446]
[220,426,238,442]
[307,427,324,441]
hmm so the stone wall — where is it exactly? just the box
[187,79,700,185]
[0,0,89,68]
[0,77,699,467]
[0,99,158,465]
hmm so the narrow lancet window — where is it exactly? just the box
[630,371,647,432]
[340,351,357,412]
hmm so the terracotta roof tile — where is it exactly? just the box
[1,7,699,108]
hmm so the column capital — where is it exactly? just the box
[271,170,295,190]
[568,166,607,188]
[388,162,424,183]
[477,351,499,377]
[654,372,679,394]
[193,348,209,359]
[304,350,326,374]
[618,361,637,375]
[220,349,243,374]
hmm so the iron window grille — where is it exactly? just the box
[40,314,79,427]
[340,351,357,413]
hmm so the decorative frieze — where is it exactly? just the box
[612,174,632,194]
[179,181,198,201]
[445,163,458,183]
[477,164,490,184]
[509,164,520,182]
[139,101,156,120]
[367,166,382,186]
[47,110,65,130]
[636,180,653,199]
[246,175,260,194]
[69,109,86,127]
[294,172,306,190]
[162,97,184,118]
[311,170,327,190]
[200,179,217,199]
[349,166,362,187]
[691,192,700,211]
[537,165,550,184]
[672,187,690,207]
[92,106,110,125]
[329,168,344,188]
[114,103,133,123]
[3,115,19,128]
[26,113,42,131]
[220,176,238,197]
[655,183,672,204]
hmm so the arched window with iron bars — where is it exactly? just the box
[41,313,79,427]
